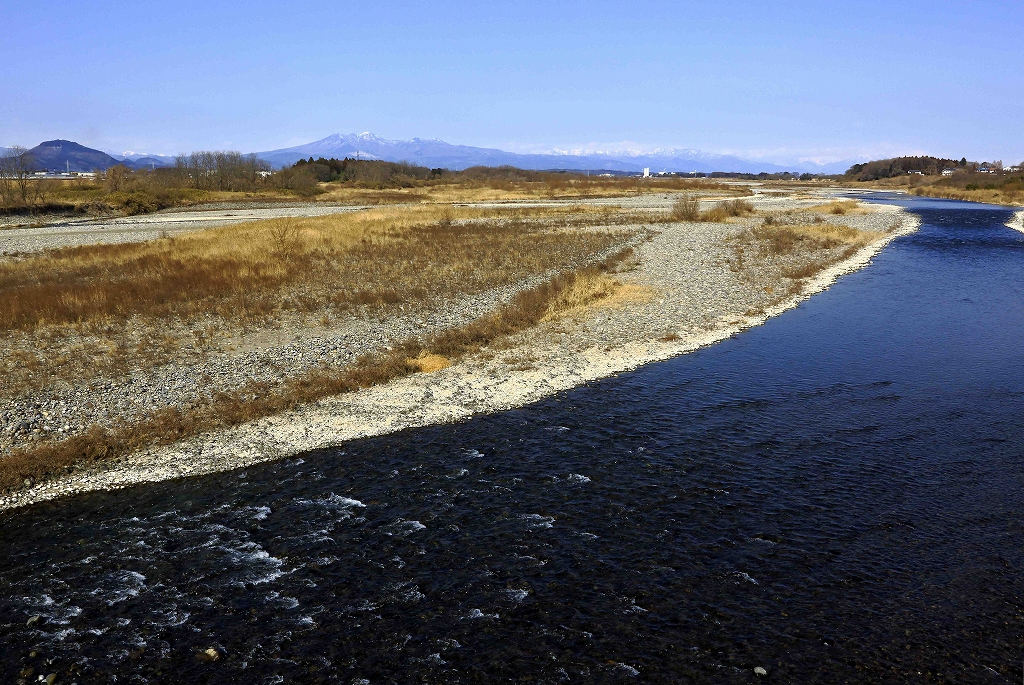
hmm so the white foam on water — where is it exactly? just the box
[730,571,759,585]
[387,518,427,536]
[625,600,648,614]
[501,589,530,603]
[462,608,499,619]
[463,449,485,459]
[265,591,300,609]
[325,493,365,508]
[250,506,272,520]
[612,663,640,676]
[519,513,555,529]
[567,473,591,484]
[145,607,191,628]
[347,599,382,613]
[232,546,286,586]
[48,627,78,642]
[91,570,147,605]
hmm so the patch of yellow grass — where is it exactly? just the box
[749,221,880,255]
[408,352,452,373]
[799,200,863,215]
[594,283,658,308]
[540,271,657,320]
[542,271,621,319]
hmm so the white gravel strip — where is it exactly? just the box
[0,199,919,512]
[1007,210,1024,234]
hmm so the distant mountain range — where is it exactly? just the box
[106,151,178,169]
[256,132,855,174]
[12,140,176,172]
[7,136,855,175]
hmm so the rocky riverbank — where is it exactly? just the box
[0,193,920,511]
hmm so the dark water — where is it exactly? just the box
[3,196,1023,684]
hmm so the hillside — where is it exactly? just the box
[25,140,123,172]
[845,156,965,181]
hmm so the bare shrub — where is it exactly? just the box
[700,198,755,222]
[671,193,701,221]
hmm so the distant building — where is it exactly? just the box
[978,166,991,173]
[907,170,923,175]
[1006,166,1020,173]
[941,168,955,176]
[642,168,650,178]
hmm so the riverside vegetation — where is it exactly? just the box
[0,148,746,221]
[843,155,1024,207]
[0,180,903,502]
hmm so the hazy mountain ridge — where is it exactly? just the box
[257,133,855,174]
[6,136,853,174]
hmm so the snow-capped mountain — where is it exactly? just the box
[104,150,177,168]
[257,133,853,174]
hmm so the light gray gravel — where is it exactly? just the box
[0,202,365,256]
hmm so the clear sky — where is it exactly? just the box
[2,0,1021,165]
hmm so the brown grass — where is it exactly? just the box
[0,248,636,491]
[0,204,631,333]
[409,352,452,373]
[797,200,861,215]
[747,220,878,256]
[671,195,755,223]
[542,271,621,319]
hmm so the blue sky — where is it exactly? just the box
[2,0,1021,165]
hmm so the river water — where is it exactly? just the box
[2,195,1022,684]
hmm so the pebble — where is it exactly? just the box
[199,647,221,662]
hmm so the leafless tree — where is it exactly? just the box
[0,146,36,206]
[104,164,132,192]
[174,150,270,191]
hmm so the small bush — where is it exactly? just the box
[693,198,755,223]
[671,193,701,221]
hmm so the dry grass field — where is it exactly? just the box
[728,200,884,300]
[0,193,658,489]
[0,244,636,490]
[0,204,647,397]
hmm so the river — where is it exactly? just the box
[2,194,1022,684]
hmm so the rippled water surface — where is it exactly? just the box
[2,196,1023,684]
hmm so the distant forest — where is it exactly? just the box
[845,156,967,181]
[288,157,603,188]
